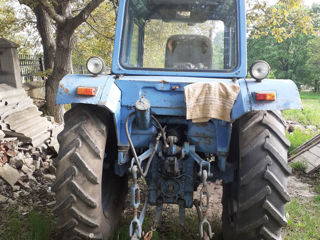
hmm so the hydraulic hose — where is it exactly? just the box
[125,112,163,177]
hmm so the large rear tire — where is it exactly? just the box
[222,111,291,240]
[53,105,127,239]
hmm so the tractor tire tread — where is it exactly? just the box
[264,139,292,175]
[72,152,99,184]
[58,218,78,232]
[70,207,99,228]
[54,105,110,239]
[264,168,290,202]
[239,186,271,212]
[222,111,290,240]
[52,194,77,214]
[68,180,97,208]
[52,166,77,192]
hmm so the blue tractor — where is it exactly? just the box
[54,0,301,239]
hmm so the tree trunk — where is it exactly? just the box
[315,80,319,92]
[19,0,104,123]
[46,25,74,123]
[34,5,56,70]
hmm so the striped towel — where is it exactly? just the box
[184,82,240,123]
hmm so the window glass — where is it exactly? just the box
[121,0,238,72]
[129,24,139,66]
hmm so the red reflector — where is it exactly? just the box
[77,87,96,96]
[255,92,276,101]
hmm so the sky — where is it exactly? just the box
[298,0,319,6]
[301,0,320,6]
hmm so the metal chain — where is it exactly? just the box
[199,169,214,239]
[128,132,161,240]
[130,165,142,239]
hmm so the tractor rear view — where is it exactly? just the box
[54,0,302,239]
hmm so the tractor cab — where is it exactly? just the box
[112,0,247,78]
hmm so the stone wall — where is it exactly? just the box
[0,38,22,89]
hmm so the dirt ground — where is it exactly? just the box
[287,175,317,201]
[145,173,318,240]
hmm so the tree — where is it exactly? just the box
[248,34,313,84]
[18,0,105,123]
[0,0,19,39]
[305,38,320,92]
[0,0,37,53]
[247,3,319,89]
[72,1,116,70]
[247,0,314,42]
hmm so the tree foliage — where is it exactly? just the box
[305,38,320,91]
[248,34,313,83]
[248,3,320,90]
[73,1,116,70]
[247,0,315,42]
[0,0,19,39]
[0,0,39,53]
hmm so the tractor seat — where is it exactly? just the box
[165,35,212,70]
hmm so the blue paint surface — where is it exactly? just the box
[56,74,117,106]
[56,74,302,168]
[231,78,302,120]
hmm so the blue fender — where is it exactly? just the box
[56,74,120,110]
[56,74,122,142]
[231,78,302,120]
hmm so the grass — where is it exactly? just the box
[285,172,320,240]
[286,128,319,153]
[285,197,320,240]
[283,92,320,239]
[283,92,320,127]
[0,208,56,240]
[290,161,307,172]
[283,91,320,153]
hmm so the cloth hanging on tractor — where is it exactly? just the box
[184,82,240,123]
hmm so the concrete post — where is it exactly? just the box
[0,38,22,89]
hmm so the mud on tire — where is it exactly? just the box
[222,111,291,240]
[53,104,127,240]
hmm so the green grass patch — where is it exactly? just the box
[285,198,320,240]
[290,162,307,172]
[28,210,55,240]
[299,91,320,100]
[283,91,320,152]
[283,92,320,127]
[1,209,26,240]
[0,208,56,240]
[286,128,319,153]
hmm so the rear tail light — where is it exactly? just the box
[77,87,96,96]
[255,92,276,101]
